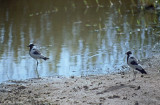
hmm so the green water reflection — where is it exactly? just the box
[0,0,160,83]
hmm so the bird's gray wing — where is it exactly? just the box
[33,48,41,55]
[130,60,138,65]
[130,57,138,65]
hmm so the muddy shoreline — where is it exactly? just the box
[0,54,160,105]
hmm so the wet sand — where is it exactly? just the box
[0,54,160,105]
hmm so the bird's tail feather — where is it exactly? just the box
[136,68,147,74]
[43,57,49,60]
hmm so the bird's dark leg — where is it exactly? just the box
[37,60,38,67]
[132,69,136,81]
[35,59,40,78]
[6,71,9,80]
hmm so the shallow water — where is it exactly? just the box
[0,0,160,83]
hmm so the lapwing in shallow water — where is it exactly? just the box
[126,51,147,80]
[27,43,49,70]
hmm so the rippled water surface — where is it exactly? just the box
[0,0,160,83]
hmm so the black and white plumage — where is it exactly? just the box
[27,43,49,68]
[126,51,147,80]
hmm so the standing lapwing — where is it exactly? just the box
[27,43,49,76]
[126,51,147,80]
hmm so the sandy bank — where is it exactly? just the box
[0,54,160,105]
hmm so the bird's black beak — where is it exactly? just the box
[27,45,30,47]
